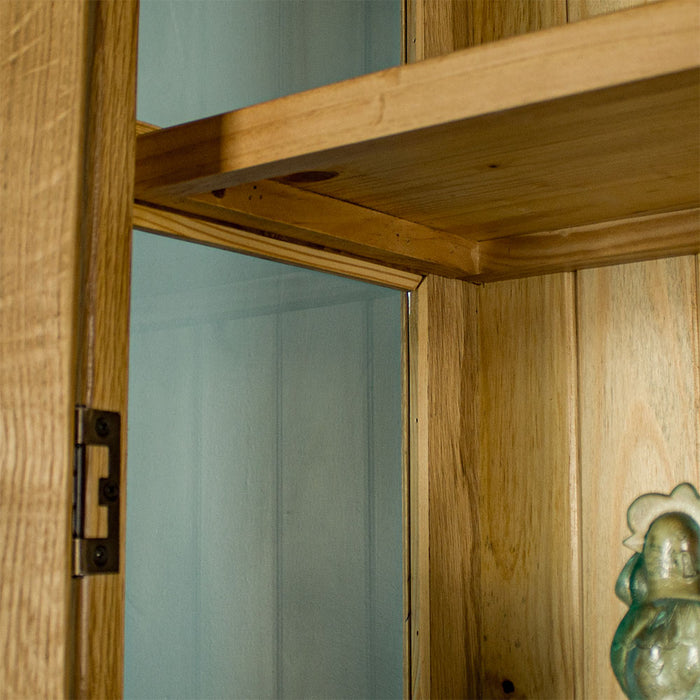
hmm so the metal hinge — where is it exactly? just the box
[73,406,121,576]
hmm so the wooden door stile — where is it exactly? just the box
[407,276,483,699]
[1,1,90,695]
[72,2,138,697]
[405,6,483,696]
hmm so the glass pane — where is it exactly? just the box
[137,0,402,125]
[127,5,403,697]
[125,234,403,698]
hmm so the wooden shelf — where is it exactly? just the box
[135,0,699,281]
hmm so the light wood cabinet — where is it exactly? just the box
[2,0,698,697]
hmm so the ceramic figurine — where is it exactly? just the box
[611,483,700,700]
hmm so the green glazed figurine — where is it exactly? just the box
[611,483,700,700]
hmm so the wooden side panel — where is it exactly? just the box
[479,275,582,699]
[72,2,138,698]
[577,257,700,699]
[570,3,698,699]
[0,1,89,696]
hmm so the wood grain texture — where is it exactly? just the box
[465,0,566,46]
[135,120,476,278]
[72,2,138,698]
[133,204,421,291]
[571,3,699,697]
[405,11,481,697]
[405,3,582,698]
[135,121,435,282]
[0,1,89,696]
[134,1,699,277]
[292,68,698,246]
[479,274,582,699]
[408,276,482,699]
[404,3,698,700]
[425,277,482,699]
[577,256,700,699]
[423,0,468,58]
[412,0,649,53]
[477,208,700,282]
[152,184,478,278]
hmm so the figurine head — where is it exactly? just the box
[642,512,700,600]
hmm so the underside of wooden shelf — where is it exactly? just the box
[134,0,700,282]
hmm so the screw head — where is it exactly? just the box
[94,416,110,438]
[93,545,108,567]
[102,481,119,502]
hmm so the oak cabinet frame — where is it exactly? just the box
[2,0,698,698]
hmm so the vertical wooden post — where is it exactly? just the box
[408,277,482,699]
[0,2,90,696]
[72,2,138,697]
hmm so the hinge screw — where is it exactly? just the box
[95,416,110,437]
[102,481,119,502]
[93,545,108,567]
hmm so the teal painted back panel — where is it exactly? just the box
[137,0,401,126]
[126,3,402,698]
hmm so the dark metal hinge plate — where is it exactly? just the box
[73,406,121,576]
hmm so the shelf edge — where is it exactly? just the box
[134,0,700,199]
